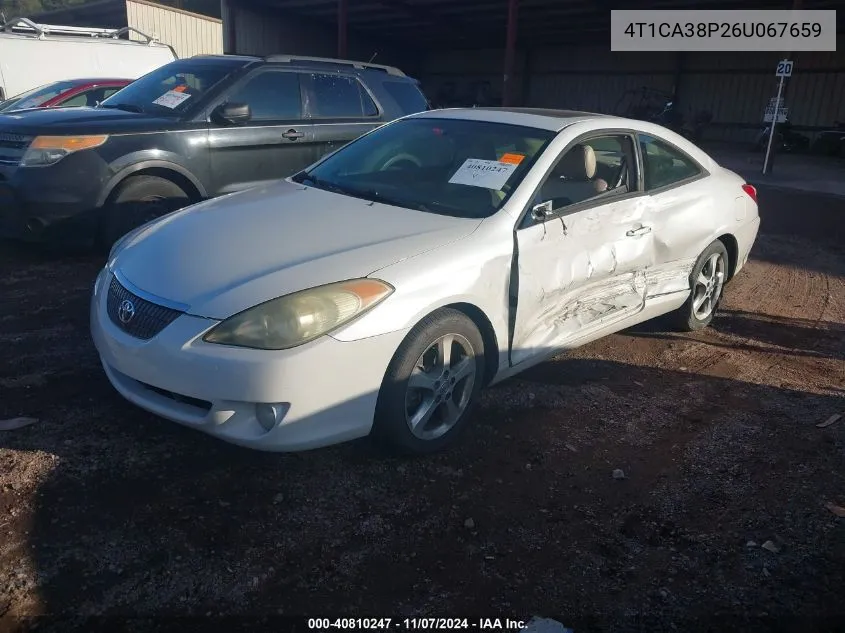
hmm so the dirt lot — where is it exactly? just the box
[1,186,844,633]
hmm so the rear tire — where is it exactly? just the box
[669,240,729,332]
[100,175,190,250]
[372,308,485,456]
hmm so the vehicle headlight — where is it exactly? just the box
[21,135,109,167]
[203,279,394,350]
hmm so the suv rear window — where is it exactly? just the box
[309,74,378,118]
[382,81,429,114]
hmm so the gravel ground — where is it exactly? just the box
[1,185,844,633]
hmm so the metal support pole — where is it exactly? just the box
[221,0,237,54]
[337,0,348,59]
[502,0,518,106]
[762,74,784,176]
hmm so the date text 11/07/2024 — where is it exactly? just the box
[307,618,544,630]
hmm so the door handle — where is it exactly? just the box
[626,225,652,237]
[282,129,304,140]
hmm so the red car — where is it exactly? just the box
[0,78,131,113]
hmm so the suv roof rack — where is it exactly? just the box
[264,54,406,77]
[1,16,160,44]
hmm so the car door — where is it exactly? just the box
[207,68,316,195]
[510,133,657,366]
[303,72,384,160]
[636,133,712,297]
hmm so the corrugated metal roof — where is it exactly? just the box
[230,0,844,49]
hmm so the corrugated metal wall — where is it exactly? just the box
[223,2,409,69]
[421,37,845,144]
[126,0,223,58]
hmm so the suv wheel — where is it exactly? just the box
[101,175,189,248]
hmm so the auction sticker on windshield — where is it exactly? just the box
[499,152,525,165]
[448,158,517,190]
[152,90,191,109]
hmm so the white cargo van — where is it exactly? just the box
[0,17,177,102]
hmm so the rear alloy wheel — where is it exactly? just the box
[373,308,485,455]
[670,240,729,331]
[101,175,190,249]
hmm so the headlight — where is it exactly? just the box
[203,278,394,350]
[21,135,109,167]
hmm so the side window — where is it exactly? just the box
[537,135,635,213]
[381,80,429,114]
[226,71,302,121]
[639,134,702,190]
[59,92,90,107]
[101,87,123,100]
[310,74,379,118]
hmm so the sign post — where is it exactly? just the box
[763,59,793,175]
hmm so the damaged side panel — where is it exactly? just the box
[510,198,655,367]
[645,257,697,297]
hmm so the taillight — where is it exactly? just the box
[742,184,757,204]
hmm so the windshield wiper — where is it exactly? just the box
[343,186,434,212]
[293,173,435,212]
[100,103,145,114]
[294,173,351,196]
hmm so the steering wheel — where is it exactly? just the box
[381,153,422,171]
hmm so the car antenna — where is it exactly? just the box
[368,52,378,63]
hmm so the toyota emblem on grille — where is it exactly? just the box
[117,299,136,324]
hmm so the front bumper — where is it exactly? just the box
[90,268,409,452]
[0,152,106,244]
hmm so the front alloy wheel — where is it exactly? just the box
[405,333,477,441]
[373,308,485,455]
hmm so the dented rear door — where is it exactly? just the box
[510,195,656,366]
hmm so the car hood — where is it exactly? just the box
[0,106,184,135]
[112,180,483,320]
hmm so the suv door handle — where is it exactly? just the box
[282,129,304,140]
[626,225,652,237]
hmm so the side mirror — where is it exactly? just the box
[212,102,251,125]
[531,200,553,222]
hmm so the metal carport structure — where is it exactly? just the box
[220,0,844,141]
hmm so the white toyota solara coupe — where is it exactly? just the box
[91,107,760,455]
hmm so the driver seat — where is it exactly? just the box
[541,144,607,205]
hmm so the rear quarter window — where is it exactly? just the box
[381,80,429,114]
[310,74,378,118]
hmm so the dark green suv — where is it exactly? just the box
[0,54,429,247]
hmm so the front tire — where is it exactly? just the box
[669,240,729,332]
[372,308,485,456]
[100,175,190,249]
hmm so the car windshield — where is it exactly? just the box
[98,60,237,116]
[0,80,77,112]
[292,118,554,218]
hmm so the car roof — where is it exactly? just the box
[60,78,132,86]
[409,107,614,131]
